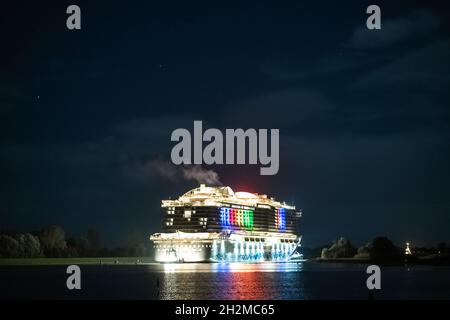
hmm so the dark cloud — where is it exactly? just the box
[261,10,443,84]
[354,39,450,88]
[0,85,25,114]
[222,89,333,128]
[346,10,441,49]
[259,53,384,82]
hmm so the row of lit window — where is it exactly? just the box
[280,239,296,243]
[156,248,203,252]
[241,237,295,243]
[199,217,208,226]
[244,238,265,242]
[154,244,212,248]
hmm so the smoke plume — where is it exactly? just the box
[128,160,222,185]
[182,165,222,185]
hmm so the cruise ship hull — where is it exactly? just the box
[152,231,302,263]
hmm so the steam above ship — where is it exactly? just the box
[150,184,302,262]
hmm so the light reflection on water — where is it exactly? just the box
[154,263,450,300]
[162,262,304,273]
[157,262,311,300]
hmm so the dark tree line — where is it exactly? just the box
[0,225,149,258]
[300,236,450,261]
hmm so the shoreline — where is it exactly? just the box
[314,255,450,266]
[0,257,154,266]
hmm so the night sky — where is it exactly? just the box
[1,1,450,248]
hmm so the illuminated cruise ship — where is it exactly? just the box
[150,184,302,262]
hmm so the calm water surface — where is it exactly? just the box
[1,262,449,299]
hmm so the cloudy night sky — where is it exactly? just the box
[1,1,450,248]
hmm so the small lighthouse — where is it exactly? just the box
[405,242,412,255]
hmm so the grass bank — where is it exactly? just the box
[0,257,154,266]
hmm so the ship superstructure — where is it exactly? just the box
[150,184,302,262]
